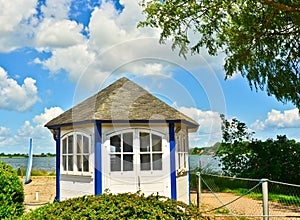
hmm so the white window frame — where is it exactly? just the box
[106,129,165,173]
[139,130,163,172]
[109,131,134,172]
[176,131,188,170]
[61,132,91,175]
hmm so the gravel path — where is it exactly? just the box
[190,190,300,219]
[21,177,300,219]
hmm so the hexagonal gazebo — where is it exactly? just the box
[45,77,199,203]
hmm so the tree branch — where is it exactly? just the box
[260,0,300,12]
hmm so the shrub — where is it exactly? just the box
[21,192,206,219]
[0,162,24,219]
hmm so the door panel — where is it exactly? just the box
[103,129,170,197]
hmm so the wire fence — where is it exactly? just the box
[190,172,300,219]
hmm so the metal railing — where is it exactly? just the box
[192,173,300,219]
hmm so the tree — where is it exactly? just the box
[217,115,255,177]
[139,0,300,108]
[217,116,300,184]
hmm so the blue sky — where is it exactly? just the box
[0,0,299,154]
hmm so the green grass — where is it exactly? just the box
[17,168,55,176]
[223,188,300,207]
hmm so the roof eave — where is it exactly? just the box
[45,119,199,132]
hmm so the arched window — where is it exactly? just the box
[61,132,91,175]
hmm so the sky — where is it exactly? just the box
[0,0,299,154]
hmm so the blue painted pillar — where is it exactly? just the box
[169,122,177,200]
[55,128,61,201]
[94,121,102,195]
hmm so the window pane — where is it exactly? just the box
[140,154,150,170]
[83,136,89,154]
[68,156,73,171]
[77,155,82,172]
[176,136,180,151]
[62,138,67,154]
[123,154,133,171]
[62,156,66,171]
[184,138,188,153]
[77,135,82,154]
[140,132,150,152]
[110,135,121,153]
[83,155,89,172]
[110,154,121,171]
[152,134,162,151]
[68,135,73,154]
[123,132,133,152]
[153,154,162,170]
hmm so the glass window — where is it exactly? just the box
[123,154,133,171]
[153,153,162,170]
[140,132,163,171]
[62,139,67,154]
[110,135,121,153]
[123,132,133,152]
[177,132,188,170]
[68,135,73,153]
[110,132,134,172]
[61,132,90,174]
[140,154,151,171]
[110,154,121,171]
[140,132,150,152]
[152,134,162,151]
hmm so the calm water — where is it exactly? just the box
[0,157,56,172]
[189,155,223,173]
[0,155,221,173]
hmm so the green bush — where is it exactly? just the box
[0,162,24,219]
[21,192,205,219]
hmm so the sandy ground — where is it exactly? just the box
[21,177,300,219]
[190,190,300,219]
[21,176,56,211]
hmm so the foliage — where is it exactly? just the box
[21,192,206,219]
[190,173,300,206]
[0,162,24,219]
[139,0,300,108]
[217,116,300,184]
[190,143,220,156]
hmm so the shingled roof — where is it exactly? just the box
[45,77,199,130]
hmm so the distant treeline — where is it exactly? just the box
[189,142,220,156]
[0,152,56,158]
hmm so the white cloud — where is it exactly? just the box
[39,44,95,81]
[33,106,64,126]
[35,18,85,49]
[0,67,39,112]
[36,0,224,90]
[41,0,71,20]
[0,107,64,153]
[179,106,222,147]
[251,108,300,131]
[0,0,37,51]
[0,0,36,33]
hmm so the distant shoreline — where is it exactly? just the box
[0,154,56,159]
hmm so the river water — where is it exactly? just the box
[0,157,56,172]
[0,155,221,173]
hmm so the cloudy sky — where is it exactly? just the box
[0,0,299,154]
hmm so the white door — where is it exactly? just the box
[102,129,170,197]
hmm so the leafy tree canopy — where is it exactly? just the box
[139,0,300,108]
[217,116,300,184]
